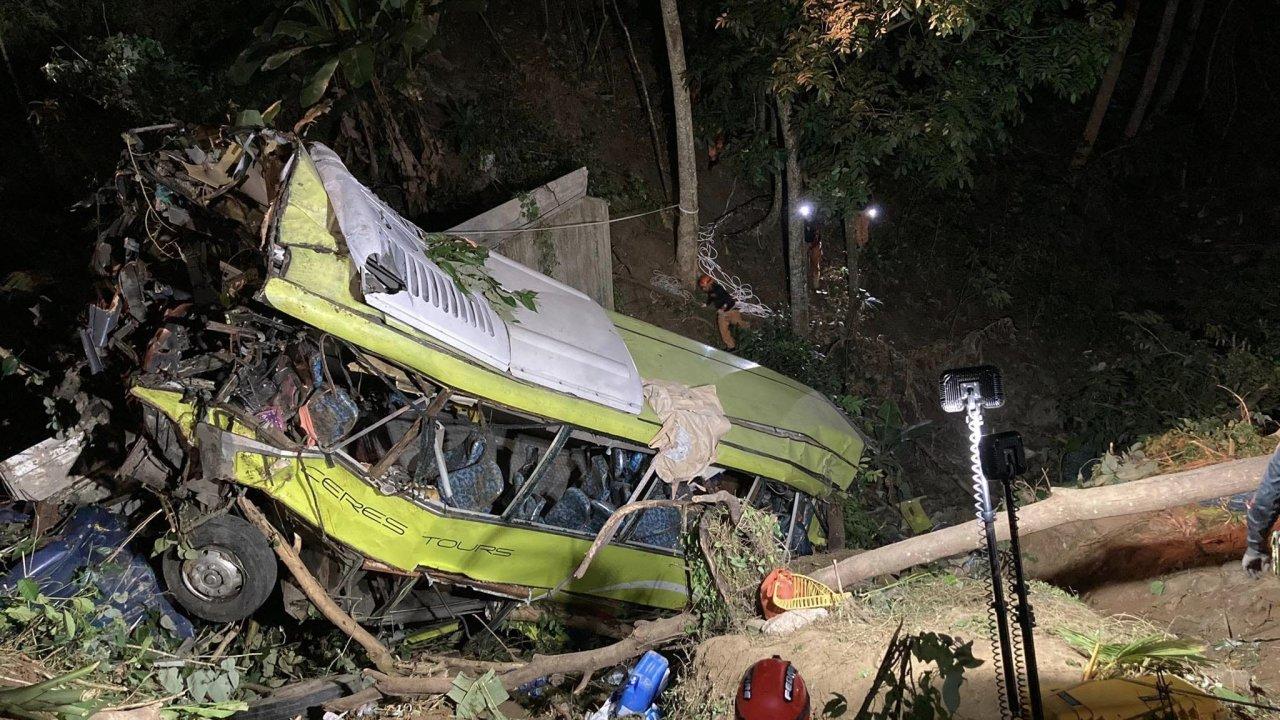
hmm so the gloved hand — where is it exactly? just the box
[1243,548,1271,579]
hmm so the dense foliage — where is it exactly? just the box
[690,0,1121,214]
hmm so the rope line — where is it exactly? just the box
[647,220,773,317]
[341,174,693,246]
[445,202,696,241]
[695,220,773,318]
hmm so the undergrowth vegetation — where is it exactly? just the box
[670,572,1226,719]
[688,505,786,634]
[1058,629,1210,681]
[1064,311,1280,455]
[736,319,937,546]
[0,522,354,717]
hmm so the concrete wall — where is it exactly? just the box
[493,197,613,310]
[448,168,614,309]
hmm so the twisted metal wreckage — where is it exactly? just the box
[13,124,867,655]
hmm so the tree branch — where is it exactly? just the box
[572,490,741,580]
[237,496,398,675]
[370,613,694,697]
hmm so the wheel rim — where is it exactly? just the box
[180,546,245,601]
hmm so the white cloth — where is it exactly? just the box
[642,380,732,486]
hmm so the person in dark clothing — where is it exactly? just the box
[1243,444,1280,577]
[805,222,823,289]
[698,274,747,350]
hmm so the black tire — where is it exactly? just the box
[230,677,359,720]
[162,514,277,623]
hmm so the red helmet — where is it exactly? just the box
[735,656,811,720]
[698,274,715,290]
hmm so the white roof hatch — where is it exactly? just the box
[309,145,643,414]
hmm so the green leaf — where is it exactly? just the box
[152,537,177,557]
[1212,686,1252,703]
[271,20,317,40]
[299,55,340,107]
[157,667,184,696]
[515,290,538,312]
[261,100,283,126]
[6,606,39,623]
[62,609,76,638]
[402,20,436,52]
[330,0,358,30]
[228,48,261,85]
[1149,580,1165,596]
[339,43,375,87]
[235,109,264,128]
[261,45,313,71]
[0,662,97,705]
[16,578,39,602]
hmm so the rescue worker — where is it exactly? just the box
[805,220,823,289]
[1242,443,1280,577]
[698,274,747,351]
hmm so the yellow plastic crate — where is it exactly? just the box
[771,572,851,612]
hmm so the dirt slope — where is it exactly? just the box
[676,576,1190,719]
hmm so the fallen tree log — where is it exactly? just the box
[370,613,693,697]
[812,454,1270,591]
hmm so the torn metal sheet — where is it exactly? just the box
[0,431,87,502]
[310,145,643,414]
[80,300,121,374]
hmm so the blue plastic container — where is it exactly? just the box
[617,651,670,716]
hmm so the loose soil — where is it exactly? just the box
[1028,504,1280,693]
[687,504,1279,718]
[681,576,1163,720]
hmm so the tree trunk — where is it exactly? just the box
[810,454,1270,591]
[824,499,847,552]
[776,94,808,335]
[658,0,699,286]
[1124,0,1181,138]
[1197,0,1236,111]
[0,24,23,108]
[1071,0,1142,168]
[1151,0,1205,119]
[842,212,869,332]
[612,0,669,198]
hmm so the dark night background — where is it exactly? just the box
[1,0,1278,553]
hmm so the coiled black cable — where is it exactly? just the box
[1001,548,1030,715]
[967,401,1014,720]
